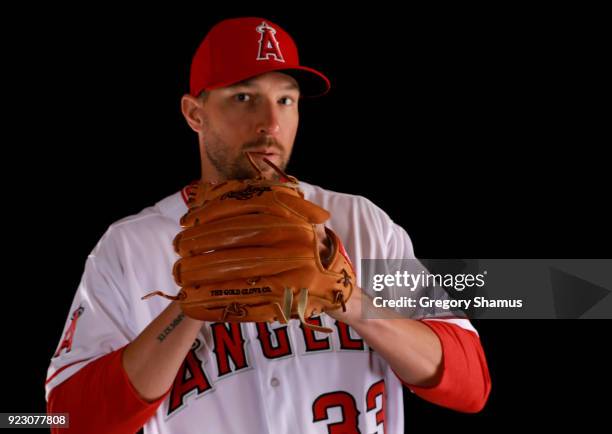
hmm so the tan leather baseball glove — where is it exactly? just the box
[144,152,355,333]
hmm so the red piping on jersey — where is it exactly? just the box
[181,181,199,206]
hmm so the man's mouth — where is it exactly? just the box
[247,149,279,158]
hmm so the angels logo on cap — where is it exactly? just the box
[256,21,285,62]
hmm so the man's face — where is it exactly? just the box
[196,71,300,181]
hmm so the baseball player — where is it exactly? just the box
[46,17,491,434]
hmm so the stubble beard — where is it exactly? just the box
[204,129,289,181]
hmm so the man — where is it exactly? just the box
[46,17,490,433]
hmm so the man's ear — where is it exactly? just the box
[181,94,205,133]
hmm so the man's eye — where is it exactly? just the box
[279,97,295,106]
[234,93,251,102]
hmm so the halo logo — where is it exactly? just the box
[256,21,285,62]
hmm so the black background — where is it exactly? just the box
[2,4,609,432]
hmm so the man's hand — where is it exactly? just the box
[325,285,365,326]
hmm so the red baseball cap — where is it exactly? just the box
[189,17,330,98]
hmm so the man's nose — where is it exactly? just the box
[256,101,281,136]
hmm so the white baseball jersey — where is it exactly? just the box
[46,181,476,434]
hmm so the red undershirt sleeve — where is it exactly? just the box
[395,320,492,413]
[47,345,170,434]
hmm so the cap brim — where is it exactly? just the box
[279,66,331,98]
[201,65,330,98]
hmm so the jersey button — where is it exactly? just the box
[270,377,280,387]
